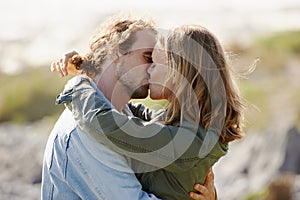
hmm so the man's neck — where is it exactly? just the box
[93,63,131,112]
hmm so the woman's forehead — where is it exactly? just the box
[152,47,166,63]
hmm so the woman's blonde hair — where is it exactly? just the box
[165,25,245,144]
[71,16,156,77]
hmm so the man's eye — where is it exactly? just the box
[145,56,153,63]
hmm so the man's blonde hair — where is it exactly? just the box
[72,15,156,77]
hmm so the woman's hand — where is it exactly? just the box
[190,169,217,200]
[50,50,79,77]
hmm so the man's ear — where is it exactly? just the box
[111,48,122,63]
[113,47,128,64]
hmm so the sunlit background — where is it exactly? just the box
[1,0,300,199]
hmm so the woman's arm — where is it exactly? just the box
[128,102,155,121]
[57,75,226,173]
[50,50,80,77]
[190,169,218,200]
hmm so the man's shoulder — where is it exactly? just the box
[44,109,77,162]
[51,109,77,138]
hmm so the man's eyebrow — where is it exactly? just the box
[143,50,153,57]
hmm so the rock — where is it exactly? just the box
[279,126,300,174]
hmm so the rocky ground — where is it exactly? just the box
[0,119,50,200]
[214,62,300,199]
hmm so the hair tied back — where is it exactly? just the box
[71,55,84,70]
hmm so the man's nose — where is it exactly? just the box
[147,63,154,73]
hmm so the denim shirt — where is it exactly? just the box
[56,75,228,200]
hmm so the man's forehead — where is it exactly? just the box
[142,48,153,55]
[130,30,157,51]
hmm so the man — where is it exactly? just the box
[42,16,216,199]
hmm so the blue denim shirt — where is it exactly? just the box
[41,110,160,199]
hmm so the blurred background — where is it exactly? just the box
[1,0,300,199]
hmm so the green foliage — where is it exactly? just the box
[131,97,168,111]
[0,67,68,123]
[239,80,269,130]
[245,187,268,200]
[255,30,300,55]
[227,30,300,131]
[238,75,286,130]
[251,30,300,71]
[292,85,300,108]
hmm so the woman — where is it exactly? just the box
[57,24,245,199]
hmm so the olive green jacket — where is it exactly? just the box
[56,76,228,200]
